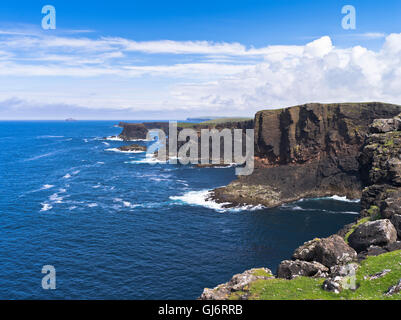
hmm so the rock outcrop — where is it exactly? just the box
[342,114,401,255]
[386,279,401,296]
[201,234,358,299]
[118,120,254,141]
[277,260,328,279]
[199,268,273,300]
[118,122,170,140]
[348,219,397,252]
[292,235,357,267]
[117,144,147,152]
[211,102,401,208]
[199,106,401,300]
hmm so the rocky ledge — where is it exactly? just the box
[117,120,253,141]
[117,144,147,152]
[200,112,401,300]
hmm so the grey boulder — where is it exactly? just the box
[277,260,329,280]
[391,214,401,239]
[348,219,397,252]
[292,235,357,267]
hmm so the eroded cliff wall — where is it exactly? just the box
[211,102,401,208]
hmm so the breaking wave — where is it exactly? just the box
[105,148,145,154]
[169,189,265,213]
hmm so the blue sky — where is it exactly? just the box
[0,0,400,119]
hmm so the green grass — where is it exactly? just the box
[229,251,401,300]
[199,117,252,125]
[177,117,252,128]
[252,269,273,277]
[176,122,201,128]
[344,217,371,243]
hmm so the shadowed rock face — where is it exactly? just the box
[118,121,254,141]
[277,260,329,280]
[118,122,171,140]
[292,235,357,267]
[348,219,397,252]
[211,102,401,208]
[199,268,273,300]
[359,113,401,220]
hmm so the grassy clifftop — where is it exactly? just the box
[229,250,401,300]
[177,117,253,128]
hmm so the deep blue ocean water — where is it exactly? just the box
[0,121,359,299]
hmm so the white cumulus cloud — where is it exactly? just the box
[0,29,400,119]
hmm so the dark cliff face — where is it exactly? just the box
[358,115,401,222]
[212,102,401,208]
[254,102,401,165]
[118,122,171,140]
[118,120,253,141]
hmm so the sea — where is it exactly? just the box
[0,121,360,299]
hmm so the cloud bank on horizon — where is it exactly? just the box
[0,28,401,119]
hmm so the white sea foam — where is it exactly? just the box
[40,203,53,212]
[105,148,145,154]
[170,189,264,213]
[37,135,64,139]
[280,203,359,215]
[63,170,80,179]
[104,136,123,141]
[126,154,167,164]
[176,180,189,187]
[296,195,360,203]
[113,198,138,209]
[195,163,237,168]
[123,201,137,208]
[49,193,63,203]
[87,203,98,208]
[102,142,110,146]
[24,151,59,162]
[41,184,54,190]
[104,135,152,142]
[327,195,360,203]
[290,205,306,211]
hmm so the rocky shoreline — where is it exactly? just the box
[199,112,401,300]
[210,102,401,209]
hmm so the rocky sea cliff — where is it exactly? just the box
[116,102,401,299]
[210,102,401,208]
[200,107,401,300]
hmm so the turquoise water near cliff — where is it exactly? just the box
[0,121,359,299]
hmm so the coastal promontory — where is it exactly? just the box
[200,109,401,300]
[210,102,401,208]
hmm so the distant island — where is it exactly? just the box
[65,118,77,122]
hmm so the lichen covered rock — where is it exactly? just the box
[199,268,273,300]
[348,219,397,252]
[391,214,401,239]
[212,103,401,208]
[292,235,357,267]
[277,260,329,279]
[386,279,401,296]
